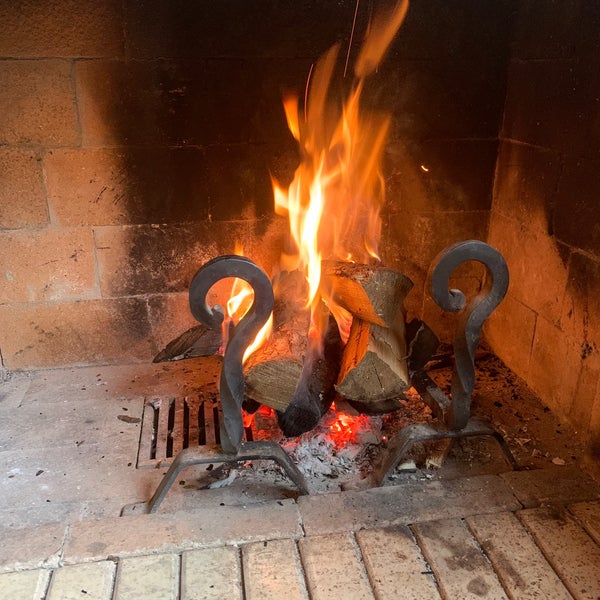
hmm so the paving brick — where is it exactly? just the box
[63,499,302,564]
[0,523,66,573]
[0,228,96,303]
[413,518,508,600]
[0,60,79,146]
[181,546,242,600]
[518,506,600,599]
[0,149,48,229]
[298,475,520,536]
[0,569,50,600]
[243,539,307,600]
[299,533,373,600]
[45,147,209,226]
[383,57,508,142]
[356,527,441,599]
[467,512,572,600]
[0,0,124,58]
[500,466,600,508]
[385,139,497,214]
[568,500,600,545]
[94,222,253,296]
[46,561,116,600]
[0,298,155,370]
[114,554,179,600]
[492,141,561,234]
[512,1,600,61]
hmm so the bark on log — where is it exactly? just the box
[321,261,413,327]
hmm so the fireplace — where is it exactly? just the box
[0,1,599,469]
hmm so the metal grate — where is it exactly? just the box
[137,392,225,468]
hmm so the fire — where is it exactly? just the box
[222,0,409,361]
[272,0,409,338]
[223,246,273,364]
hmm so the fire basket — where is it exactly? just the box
[122,240,517,515]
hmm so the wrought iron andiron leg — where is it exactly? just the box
[122,441,309,515]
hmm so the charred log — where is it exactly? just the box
[277,313,343,437]
[153,324,222,363]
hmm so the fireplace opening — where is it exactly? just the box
[1,0,599,520]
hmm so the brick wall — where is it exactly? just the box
[485,1,600,456]
[0,0,513,370]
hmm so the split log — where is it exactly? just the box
[153,324,222,363]
[335,309,410,403]
[346,318,440,415]
[243,270,310,412]
[321,261,413,327]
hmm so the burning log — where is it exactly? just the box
[277,311,343,437]
[243,270,310,412]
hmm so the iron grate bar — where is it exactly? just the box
[136,392,240,468]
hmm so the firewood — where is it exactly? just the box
[335,307,410,403]
[243,270,310,411]
[277,311,343,437]
[153,324,222,363]
[321,261,413,327]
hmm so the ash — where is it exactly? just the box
[238,390,433,493]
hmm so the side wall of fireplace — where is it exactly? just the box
[485,2,600,456]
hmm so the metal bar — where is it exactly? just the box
[121,441,309,515]
[368,419,519,487]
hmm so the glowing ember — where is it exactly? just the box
[222,246,273,364]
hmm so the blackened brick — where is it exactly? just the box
[554,157,600,254]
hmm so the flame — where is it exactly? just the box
[223,245,273,364]
[272,1,409,339]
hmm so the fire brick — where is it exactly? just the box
[94,222,253,297]
[0,149,48,229]
[0,60,79,146]
[488,212,568,324]
[0,0,124,58]
[0,298,155,369]
[529,316,582,419]
[484,294,536,382]
[0,228,97,304]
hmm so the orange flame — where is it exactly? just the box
[223,246,273,364]
[272,1,409,339]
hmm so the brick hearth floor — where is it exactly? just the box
[1,359,599,599]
